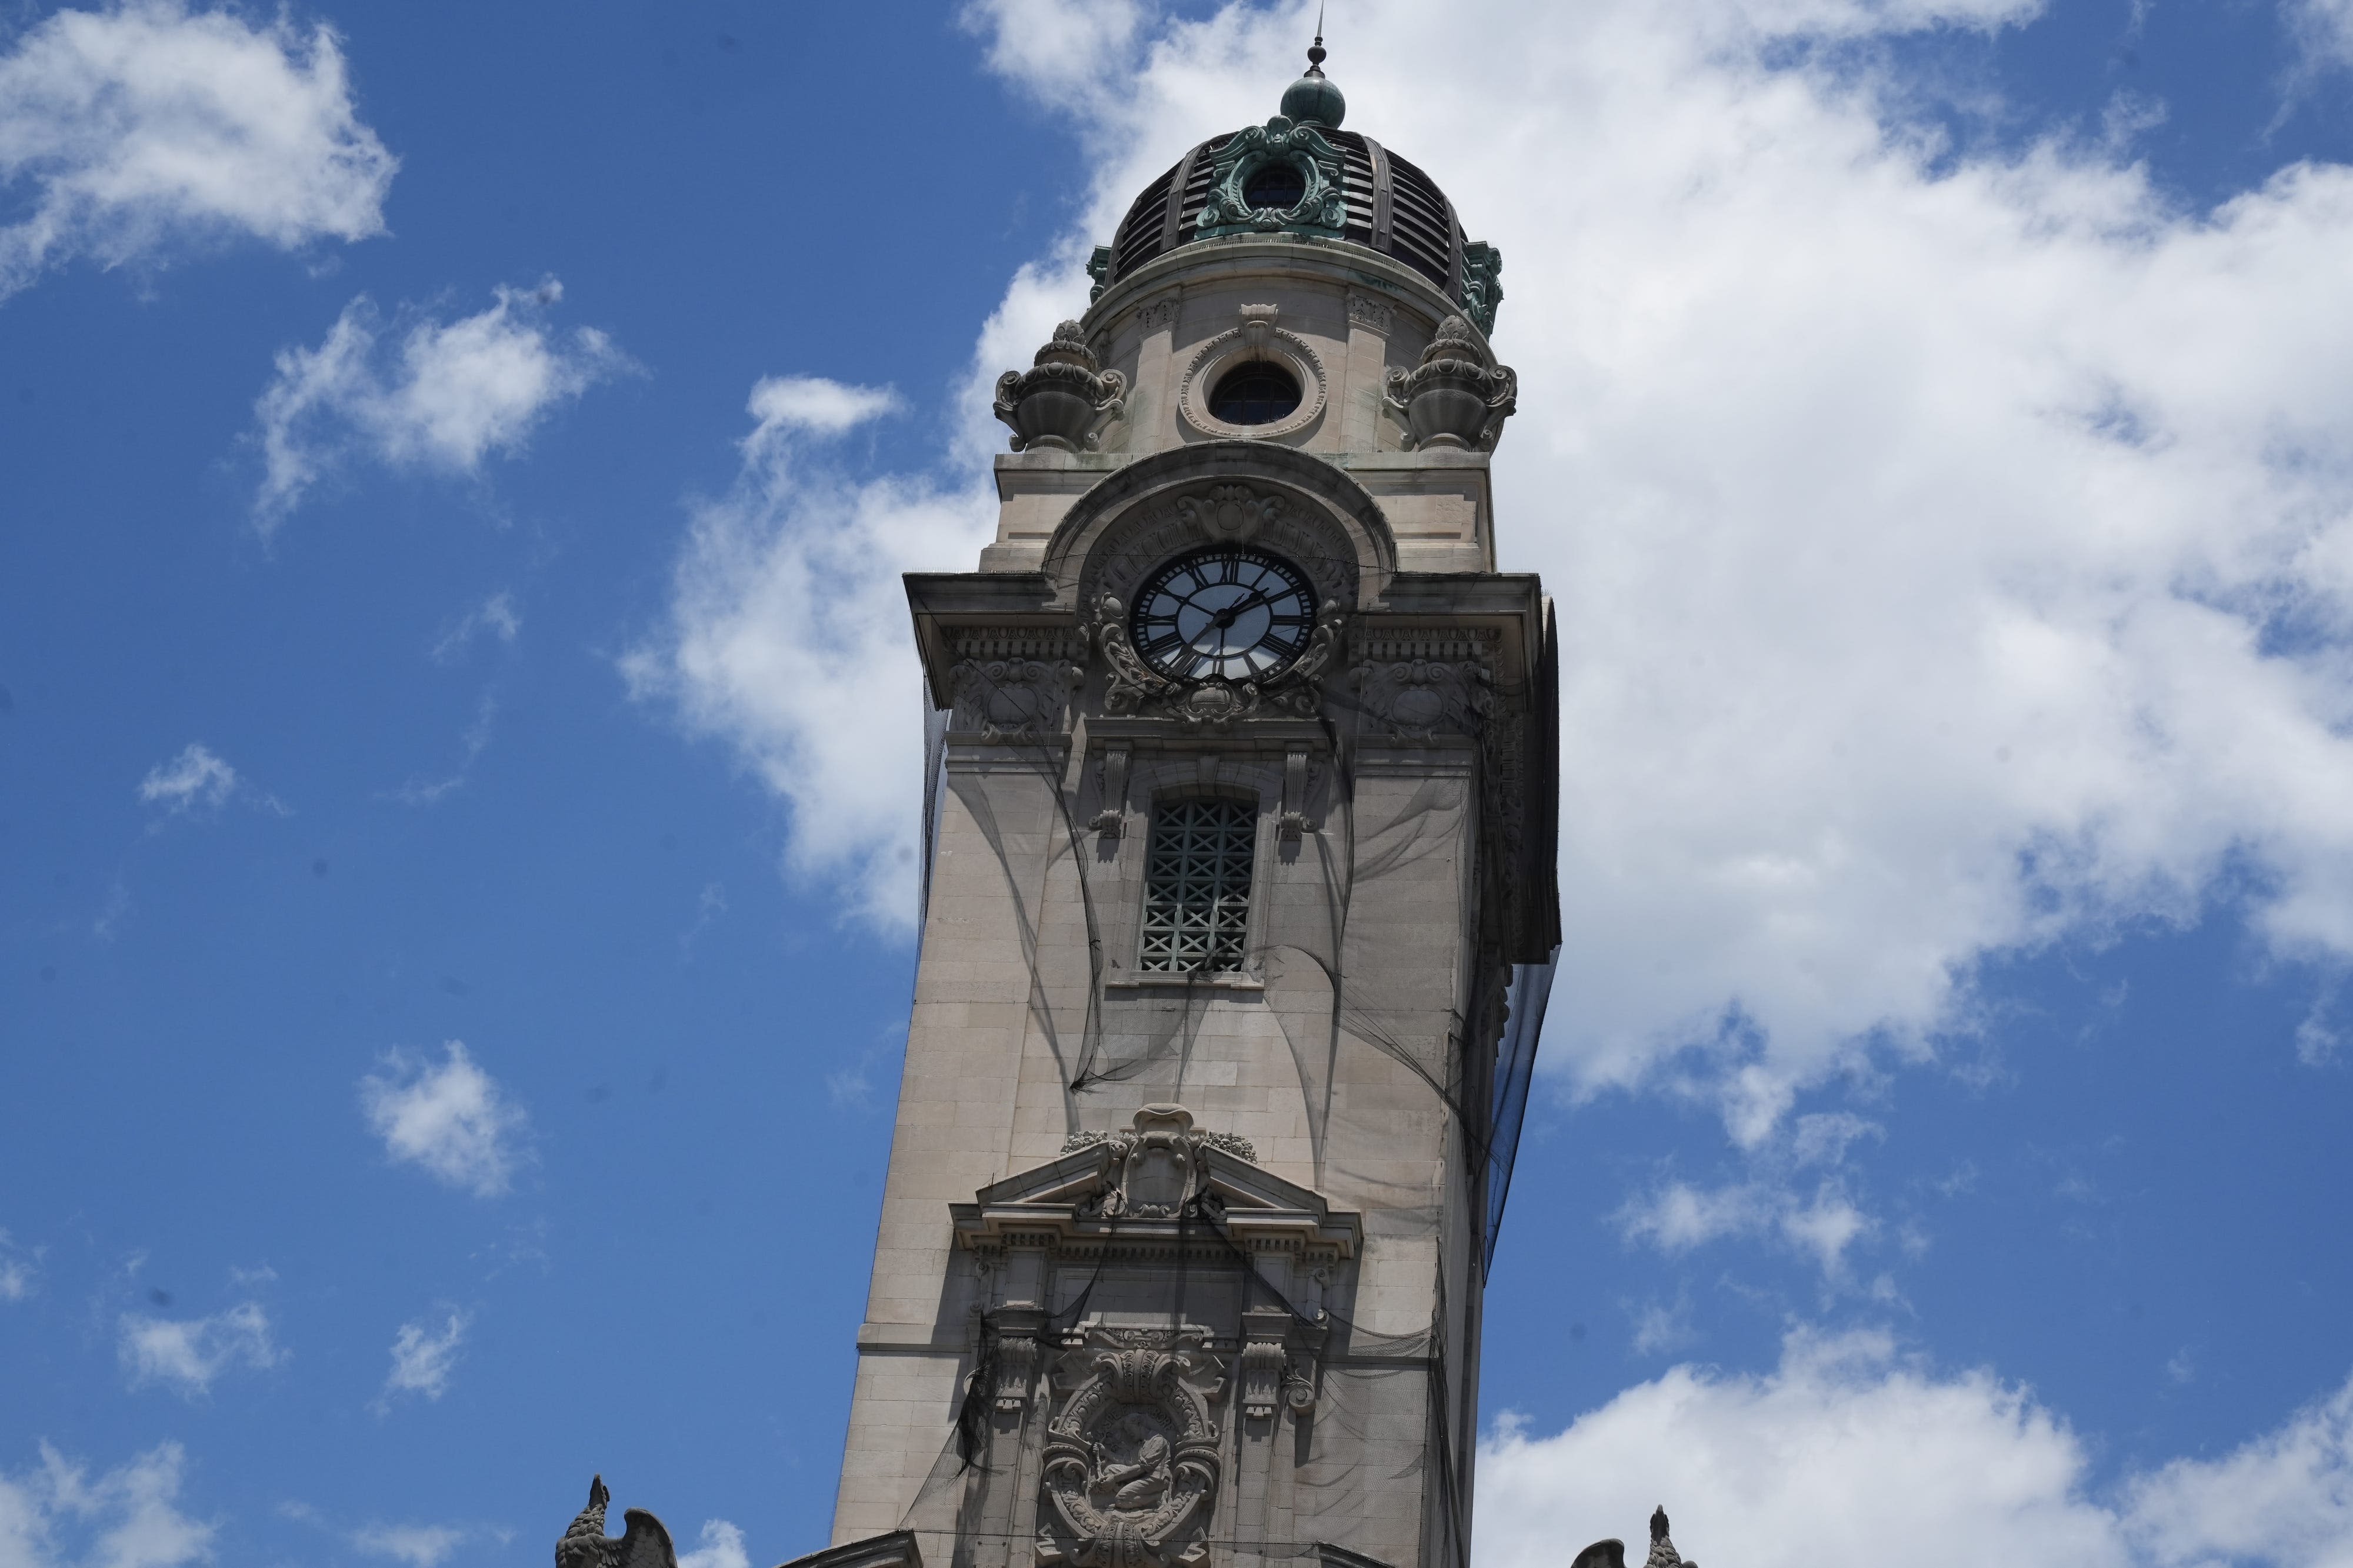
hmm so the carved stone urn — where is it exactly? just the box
[1384,315,1517,451]
[995,321,1127,452]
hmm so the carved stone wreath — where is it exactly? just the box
[1176,305,1326,442]
[1036,1326,1227,1568]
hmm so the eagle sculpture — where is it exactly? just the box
[555,1476,677,1568]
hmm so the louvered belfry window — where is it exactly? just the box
[1138,799,1257,973]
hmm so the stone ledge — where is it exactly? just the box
[774,1530,922,1568]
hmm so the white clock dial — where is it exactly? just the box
[1130,549,1317,683]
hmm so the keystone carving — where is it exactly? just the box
[950,657,1084,740]
[1065,1106,1254,1219]
[1352,656,1494,742]
[1384,315,1517,452]
[1175,484,1281,545]
[555,1477,675,1568]
[996,321,1127,452]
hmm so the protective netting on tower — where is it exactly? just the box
[886,556,1556,1568]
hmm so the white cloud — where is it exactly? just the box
[254,279,628,527]
[358,1041,529,1198]
[349,1525,463,1568]
[116,1302,280,1397]
[0,1232,38,1302]
[0,1440,214,1568]
[0,0,394,303]
[624,372,1000,928]
[392,689,497,807]
[676,1522,749,1568]
[431,593,521,664]
[136,744,235,813]
[377,1312,469,1406]
[2287,0,2353,70]
[696,0,2353,1145]
[746,375,901,435]
[1478,1334,2353,1568]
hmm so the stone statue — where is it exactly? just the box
[555,1476,678,1568]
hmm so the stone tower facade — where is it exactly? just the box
[814,45,1559,1568]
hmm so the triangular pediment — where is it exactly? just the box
[951,1106,1360,1259]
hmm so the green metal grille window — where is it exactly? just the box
[1138,800,1256,973]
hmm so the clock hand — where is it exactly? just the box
[1205,590,1271,632]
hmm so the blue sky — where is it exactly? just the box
[9,2,2353,1567]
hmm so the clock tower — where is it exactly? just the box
[810,41,1558,1568]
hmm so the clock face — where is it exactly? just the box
[1130,548,1317,683]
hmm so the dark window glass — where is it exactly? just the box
[1208,363,1302,426]
[1242,162,1307,212]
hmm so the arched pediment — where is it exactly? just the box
[1039,441,1398,614]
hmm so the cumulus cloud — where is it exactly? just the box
[2287,0,2353,71]
[0,0,394,303]
[358,1042,528,1197]
[624,372,1002,926]
[116,1302,281,1397]
[676,1522,749,1568]
[377,1312,468,1407]
[0,1440,214,1568]
[136,744,235,814]
[1478,1333,2353,1568]
[254,280,628,527]
[718,0,2353,1149]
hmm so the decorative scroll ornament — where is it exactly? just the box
[1194,118,1346,239]
[555,1478,675,1568]
[949,656,1084,740]
[1352,656,1494,742]
[1383,316,1518,452]
[996,321,1127,452]
[1036,1326,1227,1568]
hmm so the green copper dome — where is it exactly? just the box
[1089,36,1507,335]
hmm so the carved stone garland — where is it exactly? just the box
[1036,1327,1227,1568]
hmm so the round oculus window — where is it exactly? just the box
[1242,161,1308,212]
[1207,362,1302,426]
[1130,548,1317,684]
